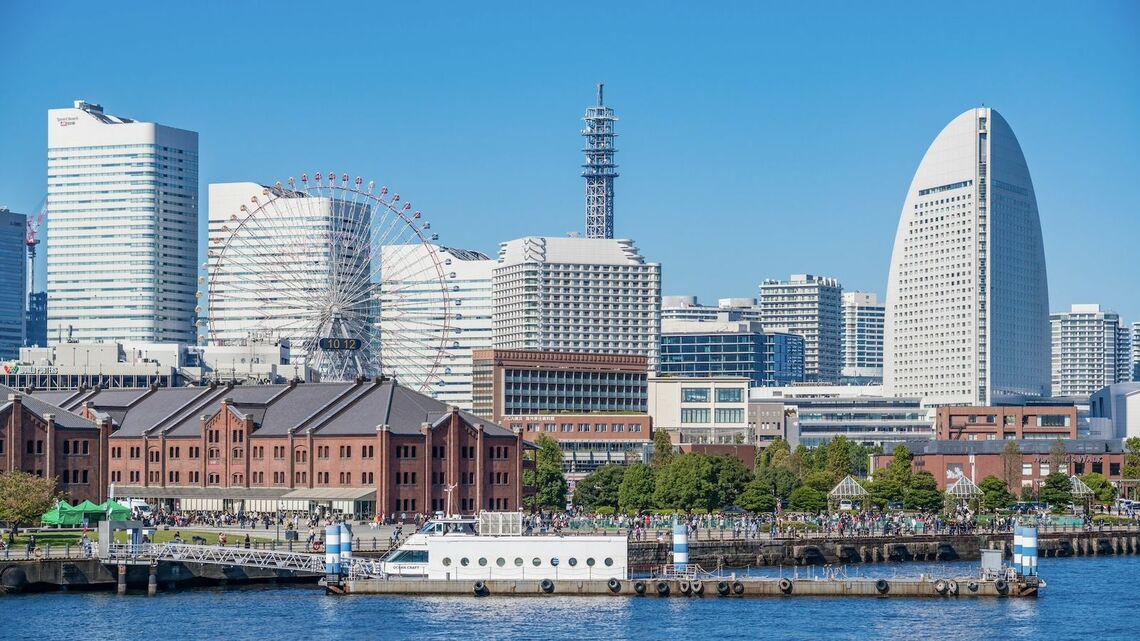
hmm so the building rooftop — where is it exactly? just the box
[497,236,651,266]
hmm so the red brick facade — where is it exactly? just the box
[1,391,108,502]
[935,405,1078,440]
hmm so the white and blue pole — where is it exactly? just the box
[339,523,353,570]
[1012,525,1023,576]
[673,520,688,571]
[1022,526,1037,577]
[325,525,341,576]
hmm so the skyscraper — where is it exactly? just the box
[1132,322,1140,382]
[380,244,493,410]
[582,84,618,239]
[759,274,842,382]
[492,236,660,366]
[1050,304,1129,397]
[885,107,1050,406]
[47,101,198,344]
[0,208,26,359]
[841,292,884,384]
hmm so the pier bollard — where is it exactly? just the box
[117,563,127,595]
[147,562,158,597]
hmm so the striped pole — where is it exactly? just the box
[1012,525,1023,576]
[1023,526,1037,577]
[673,521,688,571]
[339,523,353,569]
[325,525,341,575]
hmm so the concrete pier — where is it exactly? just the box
[117,563,127,595]
[147,562,158,596]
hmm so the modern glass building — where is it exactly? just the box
[47,101,198,343]
[885,108,1050,406]
[25,292,47,348]
[659,319,804,387]
[0,208,26,359]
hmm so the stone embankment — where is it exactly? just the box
[0,557,316,594]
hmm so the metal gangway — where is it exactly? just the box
[102,543,378,577]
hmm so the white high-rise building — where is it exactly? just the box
[662,296,762,323]
[492,236,660,366]
[841,291,884,383]
[759,274,842,382]
[47,101,198,344]
[1050,304,1129,397]
[380,244,493,409]
[1132,322,1140,382]
[885,107,1050,406]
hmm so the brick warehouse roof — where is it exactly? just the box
[1,384,98,430]
[28,379,512,439]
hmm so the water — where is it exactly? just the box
[2,556,1137,640]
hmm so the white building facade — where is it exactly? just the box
[648,376,750,444]
[840,291,884,383]
[380,244,493,409]
[1050,304,1130,397]
[1132,322,1140,382]
[47,101,198,344]
[492,237,660,367]
[885,107,1050,406]
[759,274,842,383]
[661,295,762,323]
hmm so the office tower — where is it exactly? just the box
[0,208,26,359]
[1133,322,1140,382]
[759,274,842,382]
[1050,304,1129,396]
[47,100,198,343]
[380,244,493,409]
[885,108,1049,406]
[660,319,804,387]
[25,293,47,348]
[492,236,660,366]
[841,292,885,383]
[582,84,618,239]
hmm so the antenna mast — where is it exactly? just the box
[582,83,618,239]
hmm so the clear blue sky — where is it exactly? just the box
[1,1,1137,321]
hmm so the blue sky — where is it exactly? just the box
[1,1,1137,321]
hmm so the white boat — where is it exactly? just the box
[379,512,629,581]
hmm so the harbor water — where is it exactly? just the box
[2,556,1136,640]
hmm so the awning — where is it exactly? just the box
[280,488,376,501]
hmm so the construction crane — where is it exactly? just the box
[25,197,46,293]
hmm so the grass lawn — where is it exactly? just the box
[3,528,271,548]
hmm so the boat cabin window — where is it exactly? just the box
[420,521,477,535]
[388,550,428,563]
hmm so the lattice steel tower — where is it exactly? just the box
[582,83,618,239]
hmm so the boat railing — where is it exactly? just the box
[657,564,720,580]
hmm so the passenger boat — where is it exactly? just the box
[378,512,629,580]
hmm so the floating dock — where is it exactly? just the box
[333,575,1040,598]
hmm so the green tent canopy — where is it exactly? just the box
[41,499,132,525]
[41,501,83,526]
[97,501,132,520]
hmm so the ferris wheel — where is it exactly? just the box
[205,173,451,387]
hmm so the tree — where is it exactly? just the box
[787,487,827,513]
[651,429,675,469]
[1049,438,1068,476]
[708,455,752,507]
[737,478,778,513]
[573,465,625,511]
[654,453,719,511]
[865,478,905,509]
[1001,440,1023,490]
[978,475,1014,511]
[785,445,810,478]
[0,471,62,539]
[801,470,835,493]
[885,444,913,487]
[904,470,943,512]
[756,464,801,501]
[1123,437,1140,484]
[1039,472,1073,512]
[759,437,791,469]
[524,435,567,510]
[1080,472,1116,503]
[825,436,855,479]
[617,464,656,513]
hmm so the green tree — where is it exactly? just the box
[1049,438,1068,476]
[759,437,791,469]
[865,478,905,509]
[573,465,625,511]
[0,471,62,540]
[756,464,801,501]
[785,445,810,478]
[885,444,913,487]
[825,436,855,479]
[1039,472,1073,512]
[1079,472,1116,503]
[737,478,778,513]
[978,475,1014,511]
[654,453,719,511]
[708,455,752,507]
[801,470,835,493]
[617,464,656,513]
[1123,437,1140,486]
[904,470,943,512]
[787,486,827,513]
[524,435,567,510]
[651,429,675,469]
